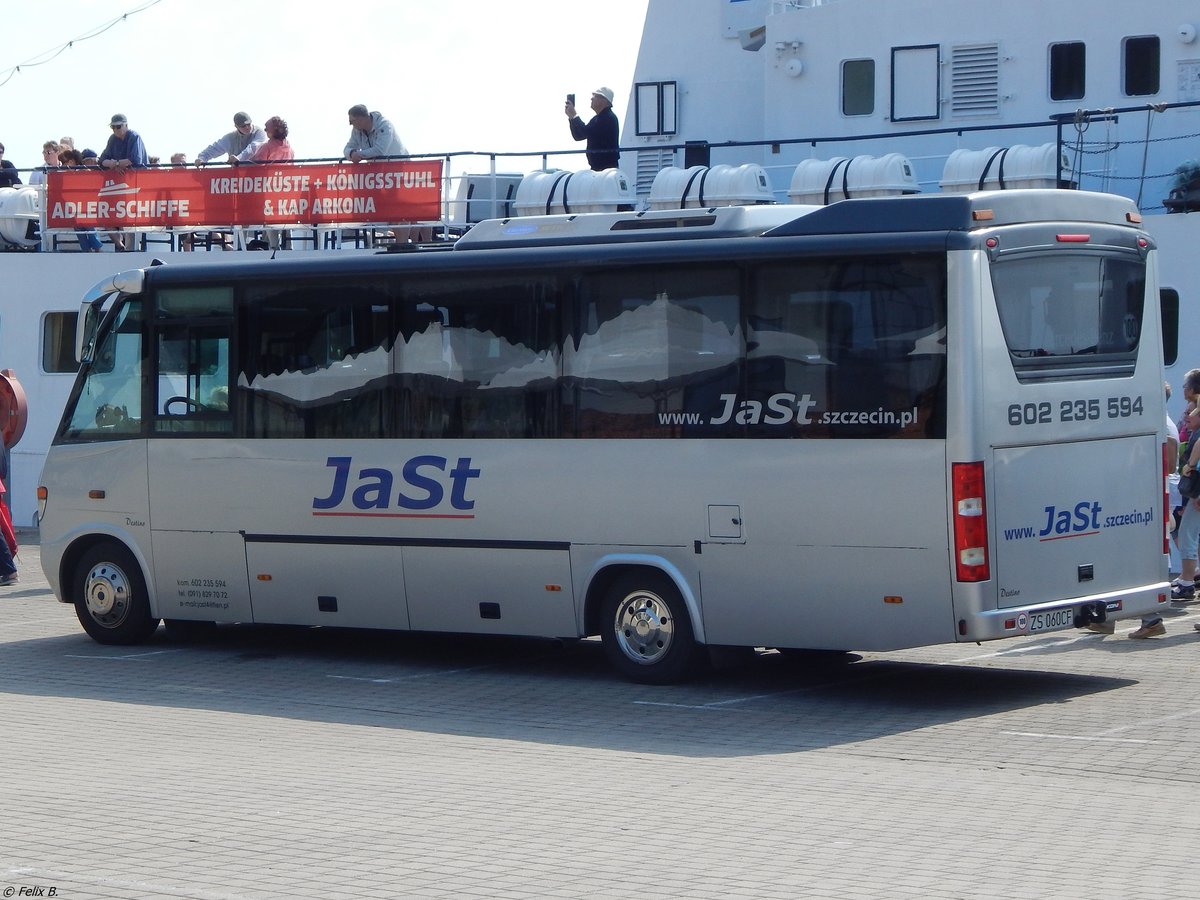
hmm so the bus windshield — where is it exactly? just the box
[64,299,143,438]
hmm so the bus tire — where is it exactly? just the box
[601,571,703,684]
[72,541,159,645]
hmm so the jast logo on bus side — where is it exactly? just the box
[313,455,481,512]
[711,392,818,425]
[1040,501,1102,537]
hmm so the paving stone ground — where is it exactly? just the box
[2,532,1197,899]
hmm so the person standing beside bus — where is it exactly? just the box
[1171,404,1200,606]
[1090,381,1177,638]
[0,472,16,586]
[565,87,620,171]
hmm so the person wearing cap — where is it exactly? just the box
[62,138,99,162]
[99,114,148,173]
[565,87,620,171]
[98,114,149,251]
[344,104,407,161]
[195,112,267,166]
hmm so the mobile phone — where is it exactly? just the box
[567,93,575,105]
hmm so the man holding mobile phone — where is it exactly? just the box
[564,87,620,171]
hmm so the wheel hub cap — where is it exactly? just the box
[615,591,674,665]
[85,563,131,626]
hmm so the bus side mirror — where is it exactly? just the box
[75,268,146,364]
[76,300,104,365]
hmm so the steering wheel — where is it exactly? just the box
[164,396,207,415]
[95,403,128,427]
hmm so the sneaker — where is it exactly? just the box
[1130,620,1166,639]
[1085,622,1115,635]
[1171,583,1195,601]
[0,572,17,586]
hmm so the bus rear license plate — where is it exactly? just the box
[1028,608,1075,634]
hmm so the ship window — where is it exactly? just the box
[1123,36,1160,97]
[635,81,678,136]
[842,59,875,116]
[42,311,80,374]
[1050,42,1085,101]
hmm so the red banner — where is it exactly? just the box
[45,159,443,228]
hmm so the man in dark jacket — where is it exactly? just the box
[565,87,620,171]
[0,142,21,188]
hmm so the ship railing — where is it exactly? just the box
[626,98,1200,214]
[9,98,1200,253]
[7,147,592,253]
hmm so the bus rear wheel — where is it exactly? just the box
[601,571,703,684]
[72,542,159,645]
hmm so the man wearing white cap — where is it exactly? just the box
[565,87,620,171]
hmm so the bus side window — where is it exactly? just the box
[567,266,741,438]
[154,326,232,434]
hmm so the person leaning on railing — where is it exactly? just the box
[98,113,149,251]
[195,111,266,166]
[236,117,295,251]
[236,116,294,164]
[344,104,407,161]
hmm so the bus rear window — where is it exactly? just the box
[990,253,1145,382]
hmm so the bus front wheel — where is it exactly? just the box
[72,542,159,645]
[601,571,703,684]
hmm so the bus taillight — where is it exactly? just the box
[1164,442,1172,556]
[952,462,990,582]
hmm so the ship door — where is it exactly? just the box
[891,44,940,122]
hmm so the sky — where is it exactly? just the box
[0,0,650,175]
